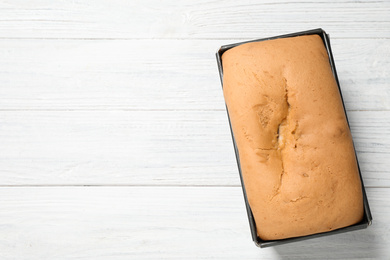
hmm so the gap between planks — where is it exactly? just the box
[0,37,389,40]
[0,184,387,188]
[0,109,389,112]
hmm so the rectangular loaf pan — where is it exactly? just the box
[216,28,373,248]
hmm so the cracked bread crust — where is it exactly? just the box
[222,35,364,240]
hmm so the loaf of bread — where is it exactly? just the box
[222,35,364,240]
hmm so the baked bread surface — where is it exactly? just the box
[222,35,363,240]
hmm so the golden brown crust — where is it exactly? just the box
[222,35,363,240]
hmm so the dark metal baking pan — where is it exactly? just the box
[216,28,372,248]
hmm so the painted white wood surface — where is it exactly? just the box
[0,187,388,259]
[0,39,388,111]
[0,0,389,39]
[0,110,389,187]
[0,0,389,259]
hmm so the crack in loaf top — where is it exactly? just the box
[221,35,364,240]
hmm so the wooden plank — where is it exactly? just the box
[0,186,387,259]
[0,39,389,111]
[0,0,389,39]
[0,110,388,187]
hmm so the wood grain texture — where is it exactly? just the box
[0,39,389,111]
[0,110,388,187]
[0,0,389,39]
[0,187,387,259]
[0,0,388,258]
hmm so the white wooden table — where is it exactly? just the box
[0,1,389,259]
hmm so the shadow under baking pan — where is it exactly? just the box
[272,220,381,259]
[216,28,372,248]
